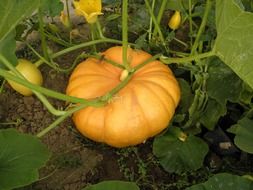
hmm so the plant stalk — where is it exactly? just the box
[191,0,212,55]
[38,9,49,61]
[0,54,66,116]
[36,104,87,137]
[34,38,125,67]
[144,0,165,45]
[122,0,130,71]
[160,51,215,64]
[152,0,167,37]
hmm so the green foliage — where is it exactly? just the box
[0,0,39,42]
[166,0,198,11]
[153,127,209,174]
[1,0,253,189]
[83,180,140,190]
[214,0,253,89]
[40,0,64,17]
[0,0,39,68]
[0,31,17,69]
[177,79,194,114]
[200,58,243,130]
[228,116,253,154]
[186,173,253,190]
[0,129,51,190]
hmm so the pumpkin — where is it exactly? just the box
[66,46,180,148]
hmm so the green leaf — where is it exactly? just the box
[239,83,253,104]
[153,130,209,174]
[0,129,51,190]
[228,117,253,154]
[0,31,17,69]
[0,0,40,42]
[177,79,194,114]
[83,181,140,190]
[166,0,198,11]
[214,0,253,89]
[206,58,243,105]
[41,0,64,17]
[199,58,243,130]
[199,98,225,130]
[186,173,253,190]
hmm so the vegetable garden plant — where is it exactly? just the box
[0,0,253,189]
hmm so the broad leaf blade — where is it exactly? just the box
[200,58,243,130]
[228,117,253,154]
[83,181,140,190]
[0,129,51,190]
[41,0,64,17]
[214,0,253,89]
[153,131,208,174]
[0,0,40,42]
[0,31,18,69]
[186,173,253,190]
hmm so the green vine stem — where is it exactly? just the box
[65,0,72,30]
[34,38,126,67]
[36,104,87,138]
[189,0,193,46]
[148,0,156,41]
[26,42,74,73]
[122,0,130,71]
[144,0,165,45]
[152,0,167,38]
[90,54,125,69]
[191,0,212,55]
[38,8,49,61]
[133,54,162,71]
[160,50,215,64]
[0,54,66,116]
[95,20,105,39]
[90,23,98,52]
[0,68,101,105]
[44,31,73,47]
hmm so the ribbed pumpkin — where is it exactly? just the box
[66,46,180,148]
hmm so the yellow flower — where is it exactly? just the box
[73,0,103,24]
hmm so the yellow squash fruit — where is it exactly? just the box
[168,11,181,30]
[7,59,43,96]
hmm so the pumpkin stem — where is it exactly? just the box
[169,127,188,142]
[120,69,129,81]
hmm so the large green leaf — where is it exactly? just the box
[153,129,208,174]
[186,173,253,190]
[83,181,140,190]
[200,58,243,130]
[206,58,243,105]
[0,31,17,69]
[214,0,253,89]
[177,79,194,114]
[41,0,64,17]
[0,129,51,190]
[0,0,40,42]
[166,0,198,11]
[228,117,253,154]
[199,98,225,130]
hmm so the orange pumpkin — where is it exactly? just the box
[66,46,180,147]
